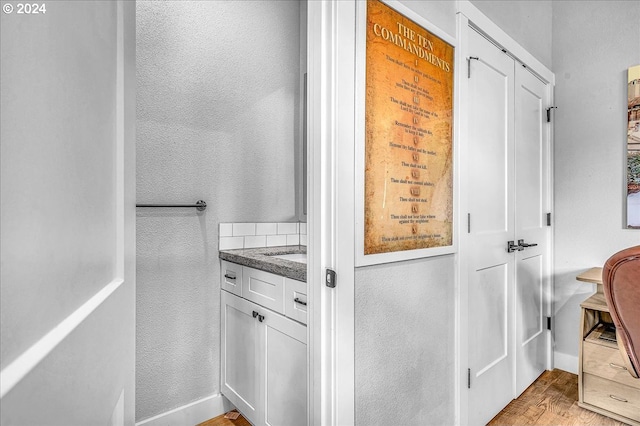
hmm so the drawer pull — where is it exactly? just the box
[253,311,259,318]
[224,273,236,280]
[609,394,628,403]
[608,362,627,371]
[294,298,307,306]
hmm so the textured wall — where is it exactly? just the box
[551,1,640,372]
[355,256,455,425]
[469,0,553,70]
[136,1,300,421]
[355,2,456,424]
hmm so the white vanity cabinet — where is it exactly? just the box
[220,263,307,426]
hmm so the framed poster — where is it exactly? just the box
[356,0,457,265]
[628,64,640,229]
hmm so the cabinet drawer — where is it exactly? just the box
[583,341,640,389]
[221,260,243,296]
[242,266,285,313]
[583,374,640,422]
[285,278,307,325]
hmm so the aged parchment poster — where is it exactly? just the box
[627,64,640,229]
[364,0,454,254]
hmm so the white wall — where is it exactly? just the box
[469,0,552,70]
[1,1,135,424]
[135,1,301,421]
[355,257,455,424]
[551,1,640,373]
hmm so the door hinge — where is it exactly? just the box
[546,106,557,123]
[468,368,471,389]
[547,316,552,331]
[467,57,479,78]
[546,212,551,226]
[326,268,336,288]
[467,213,471,233]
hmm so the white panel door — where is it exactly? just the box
[467,29,516,425]
[0,2,135,424]
[221,291,260,425]
[466,27,551,424]
[514,65,549,396]
[261,307,307,426]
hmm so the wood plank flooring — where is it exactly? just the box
[197,411,251,426]
[489,369,628,425]
[199,370,627,426]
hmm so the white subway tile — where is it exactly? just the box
[233,223,256,236]
[300,235,307,246]
[256,222,277,236]
[244,235,266,249]
[299,222,307,235]
[219,223,233,237]
[219,237,244,250]
[278,222,298,235]
[286,234,300,246]
[267,235,287,247]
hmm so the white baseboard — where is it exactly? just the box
[136,394,234,426]
[554,351,578,375]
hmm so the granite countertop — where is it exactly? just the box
[219,246,306,282]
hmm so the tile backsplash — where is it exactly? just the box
[219,222,307,250]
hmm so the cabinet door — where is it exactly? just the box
[260,310,307,426]
[221,291,260,424]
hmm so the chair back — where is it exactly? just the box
[603,245,640,378]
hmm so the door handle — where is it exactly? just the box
[258,314,265,323]
[609,362,627,371]
[609,394,628,403]
[294,298,307,306]
[507,241,523,253]
[252,311,259,318]
[517,239,538,248]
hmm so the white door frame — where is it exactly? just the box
[307,1,356,425]
[455,1,555,424]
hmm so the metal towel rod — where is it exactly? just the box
[136,200,207,211]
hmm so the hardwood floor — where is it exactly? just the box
[200,370,626,426]
[197,411,251,426]
[489,369,628,425]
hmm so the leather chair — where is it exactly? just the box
[603,245,640,378]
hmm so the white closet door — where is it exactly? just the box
[467,28,516,425]
[466,26,552,424]
[514,65,550,396]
